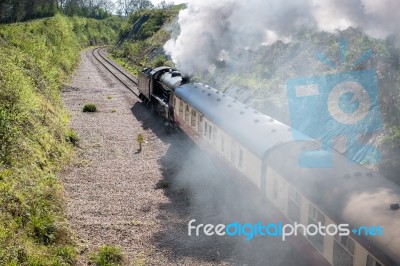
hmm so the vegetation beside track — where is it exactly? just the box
[112,4,400,183]
[110,4,185,75]
[0,14,123,264]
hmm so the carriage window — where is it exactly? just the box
[230,140,236,163]
[185,105,189,122]
[309,205,325,224]
[204,122,208,137]
[208,125,212,140]
[333,235,355,266]
[179,100,184,117]
[198,115,203,134]
[341,236,355,255]
[238,149,243,167]
[366,255,383,266]
[191,110,196,127]
[273,178,278,200]
[289,186,301,205]
[288,186,301,222]
[212,126,217,144]
[308,205,325,252]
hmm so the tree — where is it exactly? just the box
[63,0,81,16]
[61,0,114,18]
[156,0,173,10]
[0,0,58,23]
[97,0,115,14]
[0,0,115,23]
[129,0,153,12]
[116,0,153,17]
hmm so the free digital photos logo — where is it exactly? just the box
[286,39,382,168]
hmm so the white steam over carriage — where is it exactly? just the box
[137,66,400,266]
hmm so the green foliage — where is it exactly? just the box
[54,246,78,265]
[152,55,167,67]
[384,127,400,151]
[66,129,79,146]
[155,179,170,189]
[89,245,124,266]
[0,0,116,23]
[83,103,97,112]
[0,0,58,23]
[70,16,124,46]
[125,7,182,41]
[111,5,183,74]
[0,14,118,264]
[132,251,146,266]
[134,10,165,40]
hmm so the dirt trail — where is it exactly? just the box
[61,49,306,265]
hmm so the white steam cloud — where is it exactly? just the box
[164,0,400,73]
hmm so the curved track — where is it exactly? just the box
[92,47,140,97]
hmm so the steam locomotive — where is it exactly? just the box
[138,66,400,266]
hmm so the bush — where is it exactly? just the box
[54,246,78,265]
[66,130,79,146]
[155,179,170,189]
[89,245,124,266]
[83,103,97,112]
[152,55,167,67]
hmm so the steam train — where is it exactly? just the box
[138,67,400,266]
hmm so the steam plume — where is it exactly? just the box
[165,0,400,74]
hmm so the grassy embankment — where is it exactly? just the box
[110,5,184,75]
[0,14,122,265]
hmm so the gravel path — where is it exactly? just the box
[61,49,307,265]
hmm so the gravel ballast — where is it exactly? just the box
[61,49,308,265]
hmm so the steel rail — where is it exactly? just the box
[91,47,139,97]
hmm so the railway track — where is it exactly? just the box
[92,47,248,200]
[92,47,140,97]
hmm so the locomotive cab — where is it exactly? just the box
[137,66,188,125]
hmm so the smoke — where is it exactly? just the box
[160,142,308,265]
[165,0,400,74]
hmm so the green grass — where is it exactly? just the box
[70,16,123,46]
[83,103,97,112]
[132,251,146,266]
[66,130,79,146]
[89,245,124,266]
[0,14,123,264]
[130,220,142,226]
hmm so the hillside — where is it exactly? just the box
[110,5,184,75]
[112,7,400,183]
[0,14,122,264]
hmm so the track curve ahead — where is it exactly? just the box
[92,47,140,97]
